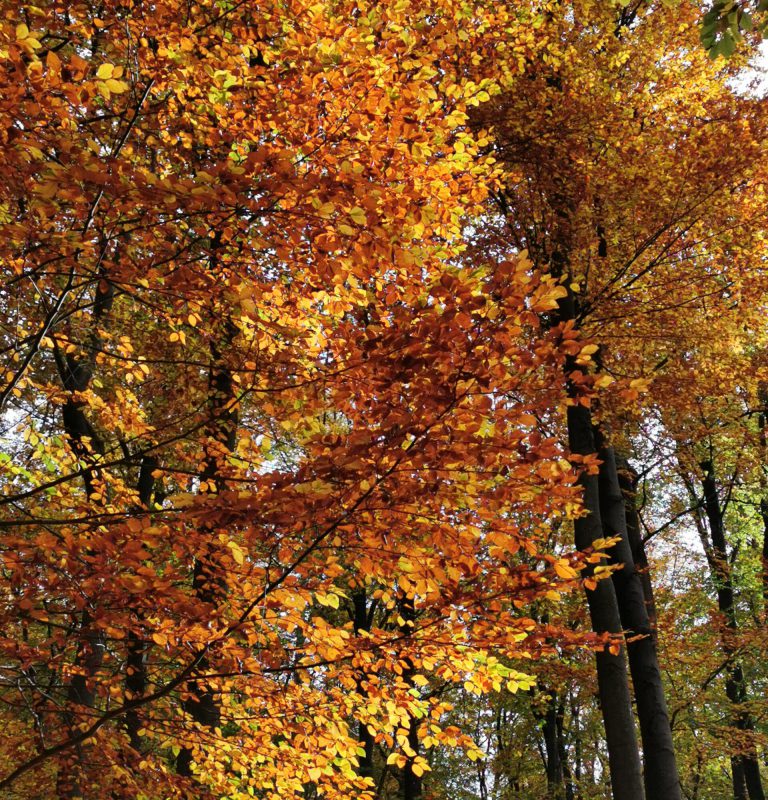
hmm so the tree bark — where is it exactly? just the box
[124,455,157,754]
[176,317,238,779]
[398,591,422,800]
[598,442,681,800]
[567,403,644,800]
[700,461,765,800]
[538,689,565,800]
[353,590,375,784]
[617,462,658,637]
[758,387,768,615]
[54,275,113,799]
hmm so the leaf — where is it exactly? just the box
[46,50,61,71]
[553,559,578,580]
[97,63,114,79]
[227,541,245,565]
[349,206,367,225]
[105,78,129,94]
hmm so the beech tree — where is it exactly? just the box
[2,1,768,799]
[471,0,768,798]
[0,1,609,798]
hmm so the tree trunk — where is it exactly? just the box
[758,387,768,614]
[598,442,681,800]
[556,699,575,800]
[700,461,765,800]
[567,404,644,800]
[124,455,156,754]
[54,277,113,799]
[539,690,565,800]
[353,590,375,784]
[176,318,238,779]
[617,460,658,635]
[398,591,422,800]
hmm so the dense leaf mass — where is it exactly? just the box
[1,1,767,799]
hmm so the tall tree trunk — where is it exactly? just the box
[539,689,565,800]
[571,691,582,800]
[546,208,644,799]
[597,442,681,800]
[617,461,658,637]
[353,590,376,785]
[556,699,575,800]
[398,591,422,800]
[758,386,768,614]
[176,337,236,778]
[700,461,765,800]
[567,404,644,800]
[176,284,238,778]
[124,455,157,754]
[54,273,113,798]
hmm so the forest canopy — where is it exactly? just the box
[1,1,768,799]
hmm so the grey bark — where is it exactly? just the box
[597,442,681,800]
[700,461,764,800]
[567,403,645,800]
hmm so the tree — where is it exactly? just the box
[3,2,768,799]
[0,1,604,797]
[471,0,768,797]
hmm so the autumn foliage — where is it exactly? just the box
[1,1,768,799]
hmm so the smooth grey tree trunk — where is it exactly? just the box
[700,462,765,800]
[567,403,645,800]
[598,443,681,800]
[353,591,375,784]
[177,312,238,778]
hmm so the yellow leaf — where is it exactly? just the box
[316,592,339,609]
[97,63,114,79]
[105,78,128,94]
[152,631,167,646]
[554,559,578,580]
[16,24,29,40]
[594,374,615,389]
[349,206,366,225]
[227,541,245,565]
[591,536,619,551]
[36,181,58,199]
[308,767,322,782]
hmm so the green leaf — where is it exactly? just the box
[720,32,736,56]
